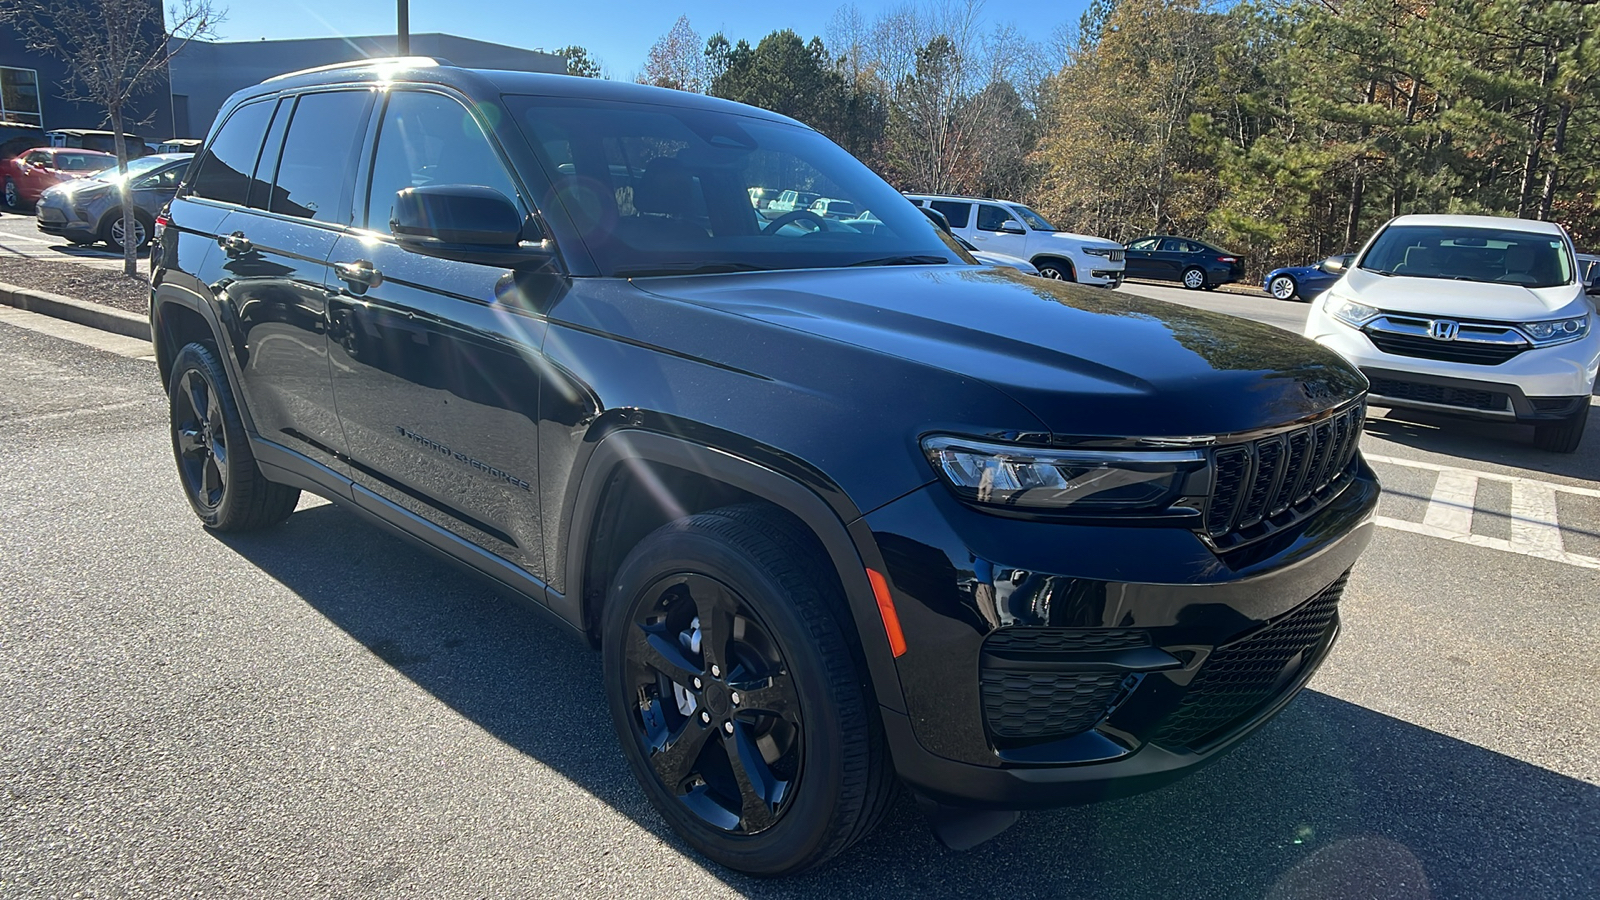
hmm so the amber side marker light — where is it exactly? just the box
[866,568,908,658]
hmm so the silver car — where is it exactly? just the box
[35,153,192,252]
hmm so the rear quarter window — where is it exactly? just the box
[188,100,275,206]
[929,200,971,229]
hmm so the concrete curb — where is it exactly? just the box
[0,280,150,342]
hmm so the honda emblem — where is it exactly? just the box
[1429,319,1459,341]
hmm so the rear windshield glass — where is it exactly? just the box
[53,153,112,172]
[1360,224,1573,288]
[508,96,966,276]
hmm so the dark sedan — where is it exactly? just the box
[1264,254,1352,301]
[1124,235,1244,290]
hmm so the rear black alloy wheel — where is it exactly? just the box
[168,342,300,530]
[603,505,894,876]
[3,178,18,209]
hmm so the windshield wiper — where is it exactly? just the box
[614,262,771,278]
[1362,268,1399,277]
[847,255,950,267]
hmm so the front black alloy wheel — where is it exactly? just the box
[168,342,300,530]
[602,505,894,876]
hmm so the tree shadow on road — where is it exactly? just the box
[220,503,1599,899]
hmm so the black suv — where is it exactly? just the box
[150,60,1379,876]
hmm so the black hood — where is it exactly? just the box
[632,266,1367,440]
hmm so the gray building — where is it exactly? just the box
[169,33,565,138]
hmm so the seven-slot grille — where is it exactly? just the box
[1205,403,1365,548]
[1152,571,1348,750]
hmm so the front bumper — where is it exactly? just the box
[1306,305,1600,409]
[861,459,1379,808]
[35,199,96,242]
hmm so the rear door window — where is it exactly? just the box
[266,90,370,223]
[929,200,971,229]
[189,100,275,206]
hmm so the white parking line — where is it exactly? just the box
[1366,453,1600,569]
[0,231,55,244]
[1422,469,1477,535]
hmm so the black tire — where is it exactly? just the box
[1182,266,1207,290]
[167,342,300,530]
[103,209,152,252]
[1533,404,1589,453]
[3,178,19,210]
[1035,258,1074,281]
[1268,274,1298,301]
[602,503,894,876]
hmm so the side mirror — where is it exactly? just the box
[1587,273,1600,297]
[999,220,1026,235]
[1319,255,1348,275]
[391,185,553,268]
[919,205,953,235]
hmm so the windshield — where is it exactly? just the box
[508,96,967,276]
[91,156,168,183]
[1009,204,1056,232]
[53,153,113,172]
[1360,224,1573,288]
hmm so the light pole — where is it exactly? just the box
[397,0,410,56]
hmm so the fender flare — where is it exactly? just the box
[558,428,909,714]
[150,282,261,436]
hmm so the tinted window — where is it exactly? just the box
[1126,237,1159,251]
[365,90,520,230]
[189,100,274,206]
[1159,238,1185,252]
[976,204,1017,232]
[269,91,368,222]
[134,162,188,191]
[929,200,971,229]
[1009,205,1056,232]
[54,152,109,172]
[23,150,48,165]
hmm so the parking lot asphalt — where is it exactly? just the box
[1,277,1597,898]
[0,207,139,272]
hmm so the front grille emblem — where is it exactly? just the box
[1429,319,1459,341]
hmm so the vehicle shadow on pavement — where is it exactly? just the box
[1363,407,1599,481]
[220,503,1599,900]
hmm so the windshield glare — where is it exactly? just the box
[1009,205,1057,232]
[1360,224,1573,288]
[508,96,968,276]
[92,156,168,183]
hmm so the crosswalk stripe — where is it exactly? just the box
[1423,469,1477,535]
[1374,516,1600,570]
[1510,481,1564,553]
[1364,453,1600,499]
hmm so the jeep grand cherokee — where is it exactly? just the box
[150,59,1379,876]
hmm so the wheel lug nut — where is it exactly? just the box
[710,665,721,678]
[700,711,711,724]
[723,721,734,735]
[730,692,740,705]
[692,677,702,690]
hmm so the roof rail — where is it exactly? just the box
[264,56,451,83]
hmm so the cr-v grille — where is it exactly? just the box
[1205,403,1365,549]
[1152,572,1348,750]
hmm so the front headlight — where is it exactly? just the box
[1082,246,1117,258]
[922,436,1206,512]
[1519,316,1589,346]
[1326,295,1379,327]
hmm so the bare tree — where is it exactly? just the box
[640,15,706,92]
[0,0,223,275]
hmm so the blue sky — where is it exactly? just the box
[214,1,1094,79]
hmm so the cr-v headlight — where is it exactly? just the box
[1519,316,1589,346]
[922,436,1206,512]
[1326,295,1379,327]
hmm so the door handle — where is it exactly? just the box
[334,259,383,290]
[218,230,251,255]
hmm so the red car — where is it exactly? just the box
[2,148,115,209]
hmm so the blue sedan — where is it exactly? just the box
[1264,254,1352,301]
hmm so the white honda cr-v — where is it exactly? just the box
[1305,214,1600,452]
